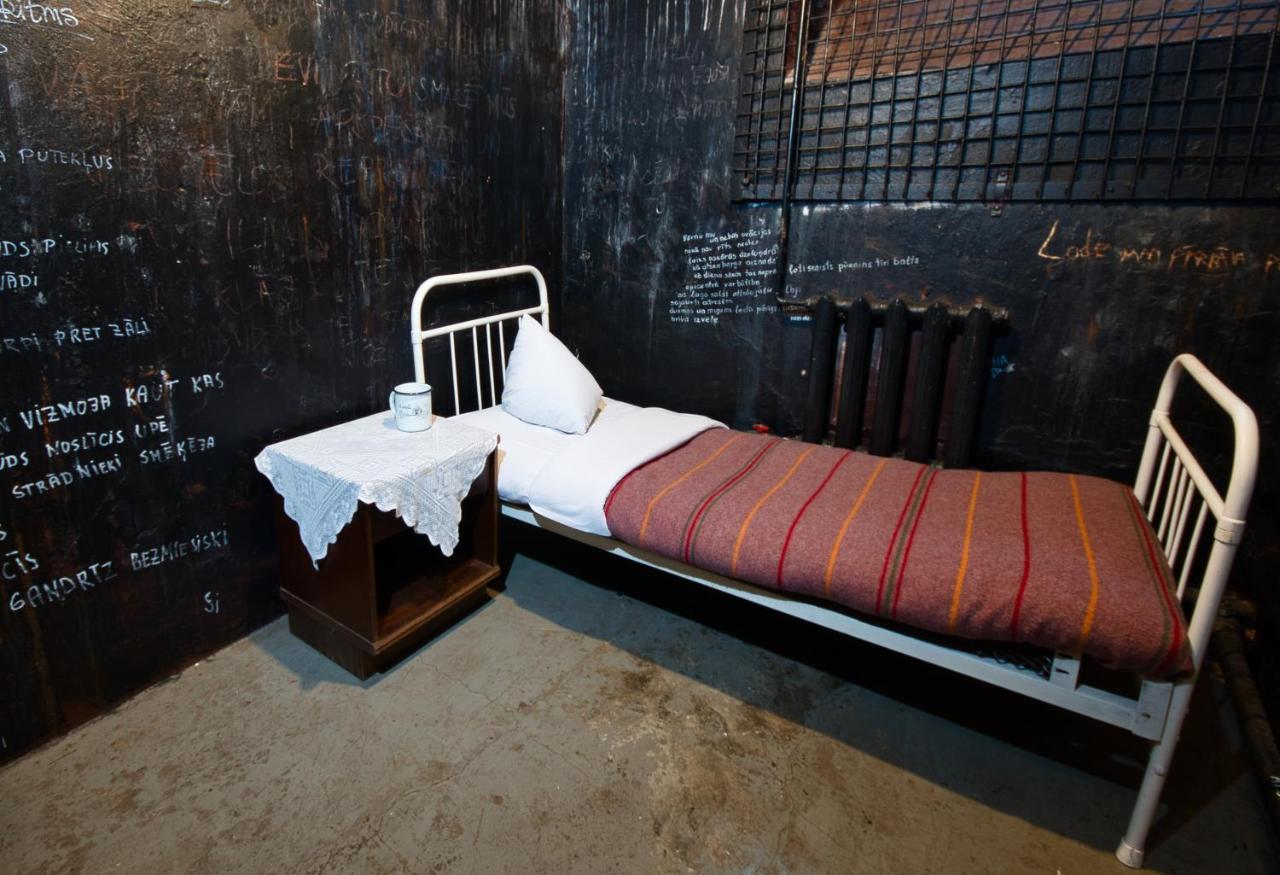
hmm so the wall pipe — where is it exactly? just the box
[772,0,812,303]
[775,292,1011,324]
[1212,600,1280,844]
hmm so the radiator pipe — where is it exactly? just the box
[777,292,1010,323]
[1212,610,1280,841]
[870,299,910,457]
[945,307,995,469]
[833,297,872,450]
[802,295,838,443]
[905,303,951,463]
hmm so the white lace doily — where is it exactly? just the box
[254,414,498,566]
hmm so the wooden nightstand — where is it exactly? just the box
[257,415,501,679]
[271,451,499,679]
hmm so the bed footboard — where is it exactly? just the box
[1115,354,1258,866]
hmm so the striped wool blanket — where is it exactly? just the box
[604,430,1191,676]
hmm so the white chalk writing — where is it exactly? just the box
[0,335,41,355]
[11,471,69,499]
[0,450,30,470]
[138,435,215,465]
[130,527,229,572]
[124,375,179,408]
[0,2,80,30]
[356,9,436,45]
[2,548,39,579]
[787,255,922,277]
[44,428,126,458]
[0,272,39,291]
[1,239,56,258]
[15,393,112,430]
[12,147,113,173]
[125,371,224,407]
[54,317,150,346]
[133,417,167,438]
[671,228,778,326]
[8,561,117,613]
[0,238,110,258]
[189,372,225,393]
[0,318,152,355]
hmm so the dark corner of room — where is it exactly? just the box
[1,1,1278,872]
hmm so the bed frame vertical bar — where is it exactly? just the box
[1144,443,1173,521]
[1166,476,1196,565]
[1157,462,1186,543]
[485,323,497,406]
[449,334,460,415]
[1176,503,1209,600]
[471,326,483,407]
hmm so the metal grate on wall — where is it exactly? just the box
[734,1,1280,202]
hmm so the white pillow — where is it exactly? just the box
[501,315,603,434]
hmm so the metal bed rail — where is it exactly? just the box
[409,264,549,414]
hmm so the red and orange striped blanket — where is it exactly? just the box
[605,430,1191,676]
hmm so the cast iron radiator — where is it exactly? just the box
[799,296,1006,468]
[796,295,1048,678]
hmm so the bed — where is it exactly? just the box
[410,265,1259,867]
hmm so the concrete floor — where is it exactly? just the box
[1,530,1275,874]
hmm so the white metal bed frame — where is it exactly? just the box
[410,265,1259,868]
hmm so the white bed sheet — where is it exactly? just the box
[451,398,639,505]
[452,399,724,535]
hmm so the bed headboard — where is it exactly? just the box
[409,265,548,415]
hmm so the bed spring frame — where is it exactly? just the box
[410,265,1259,868]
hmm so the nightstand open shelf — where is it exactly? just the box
[273,451,499,679]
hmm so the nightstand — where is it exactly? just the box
[256,414,500,679]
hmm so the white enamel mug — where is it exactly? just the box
[389,382,432,432]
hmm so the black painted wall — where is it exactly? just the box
[562,1,1279,686]
[0,0,560,763]
[4,0,1277,766]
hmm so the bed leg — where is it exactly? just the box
[1116,679,1195,868]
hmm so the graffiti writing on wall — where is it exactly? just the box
[1037,220,1279,278]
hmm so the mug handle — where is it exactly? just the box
[388,390,396,415]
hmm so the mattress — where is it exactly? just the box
[450,405,1188,675]
[605,430,1191,676]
